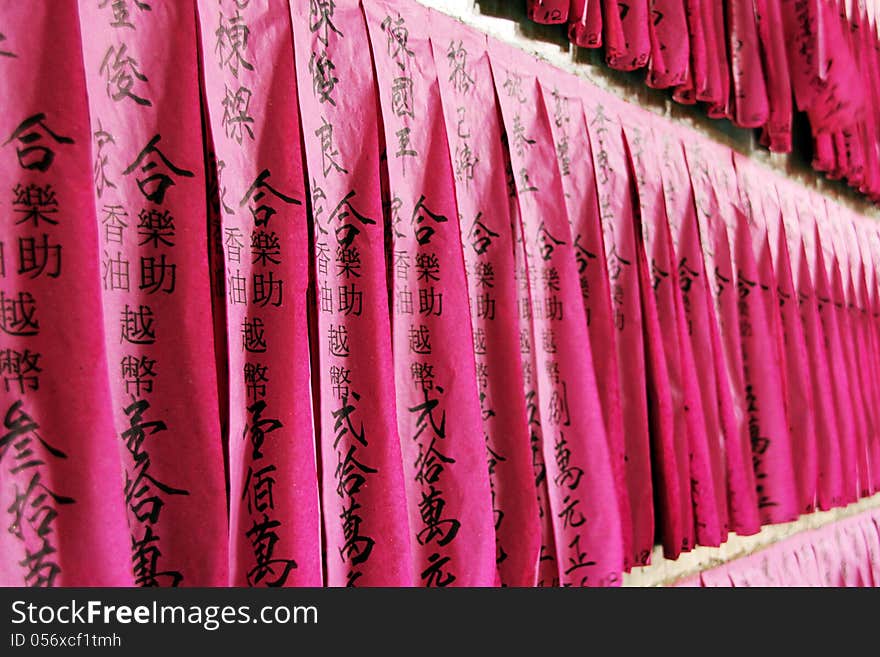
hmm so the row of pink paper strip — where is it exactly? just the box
[0,0,878,587]
[527,0,880,202]
[674,507,880,586]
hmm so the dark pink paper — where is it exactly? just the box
[490,39,625,585]
[364,0,496,587]
[538,70,633,564]
[527,0,570,24]
[290,0,413,586]
[0,1,132,586]
[79,0,228,586]
[604,0,651,71]
[620,111,694,557]
[736,157,818,515]
[646,0,690,89]
[568,0,603,48]
[656,126,729,545]
[683,139,761,535]
[727,0,770,129]
[431,12,541,587]
[582,88,656,566]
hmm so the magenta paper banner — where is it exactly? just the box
[603,0,651,71]
[808,196,859,504]
[567,0,602,47]
[538,70,634,564]
[728,0,769,129]
[755,0,793,152]
[430,12,541,587]
[0,1,132,587]
[824,201,873,499]
[711,156,798,526]
[735,156,818,515]
[655,125,729,546]
[776,178,843,510]
[490,39,624,586]
[511,184,560,588]
[78,0,228,586]
[646,0,689,89]
[289,0,413,587]
[619,111,694,558]
[672,0,707,105]
[702,1,731,118]
[541,73,632,554]
[364,0,495,587]
[197,0,322,587]
[683,139,762,535]
[791,190,849,509]
[582,89,656,566]
[526,0,569,24]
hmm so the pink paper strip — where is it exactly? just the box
[430,12,542,587]
[810,198,859,504]
[620,112,694,557]
[646,0,689,89]
[527,0,569,24]
[79,0,228,586]
[727,0,770,129]
[364,0,496,587]
[196,0,322,587]
[656,127,730,543]
[581,89,655,566]
[755,0,793,152]
[568,0,603,48]
[290,0,414,586]
[539,72,635,563]
[0,1,132,586]
[604,0,651,71]
[683,139,762,535]
[490,39,624,585]
[790,190,848,509]
[736,157,818,515]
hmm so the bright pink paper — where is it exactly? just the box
[802,197,858,505]
[683,140,761,535]
[568,0,603,47]
[776,179,843,510]
[672,0,707,105]
[779,0,821,114]
[755,0,793,152]
[727,0,770,129]
[196,0,322,587]
[582,89,655,566]
[604,0,651,71]
[736,157,818,515]
[729,202,799,524]
[857,219,880,493]
[646,0,690,89]
[825,203,873,499]
[431,13,541,587]
[364,0,496,587]
[527,0,570,24]
[514,195,560,588]
[813,200,861,504]
[490,39,624,585]
[290,0,413,586]
[620,112,694,558]
[79,0,228,586]
[703,1,732,118]
[538,72,633,564]
[656,126,729,546]
[0,2,132,586]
